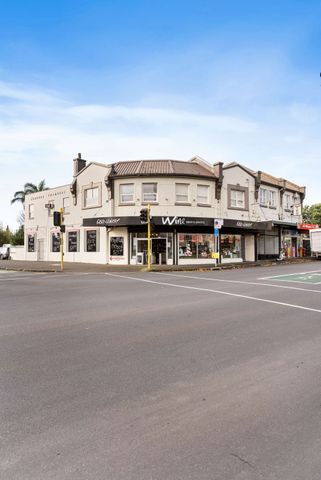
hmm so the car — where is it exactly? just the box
[0,244,11,260]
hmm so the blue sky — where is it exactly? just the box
[1,0,321,229]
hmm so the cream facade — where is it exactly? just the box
[23,155,305,265]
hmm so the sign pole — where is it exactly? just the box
[147,204,151,271]
[60,207,64,272]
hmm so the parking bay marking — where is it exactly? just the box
[156,272,321,294]
[260,271,321,284]
[104,273,321,314]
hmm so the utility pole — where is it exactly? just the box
[60,207,64,272]
[147,204,151,271]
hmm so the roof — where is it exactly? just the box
[260,172,305,193]
[223,162,256,177]
[110,159,217,179]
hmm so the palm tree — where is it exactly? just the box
[11,179,48,205]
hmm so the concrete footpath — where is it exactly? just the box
[0,257,316,273]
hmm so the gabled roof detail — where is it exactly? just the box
[223,162,256,177]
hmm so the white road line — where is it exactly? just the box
[104,273,321,314]
[259,269,321,280]
[155,272,321,293]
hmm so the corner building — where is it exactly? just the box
[23,155,305,265]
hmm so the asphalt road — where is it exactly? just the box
[1,262,321,480]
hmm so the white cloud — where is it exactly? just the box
[0,79,320,230]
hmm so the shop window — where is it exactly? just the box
[67,231,80,252]
[175,183,189,203]
[179,234,214,259]
[142,183,157,203]
[86,229,99,252]
[119,184,134,204]
[51,232,61,252]
[28,204,35,219]
[63,197,70,213]
[27,234,35,252]
[110,237,124,256]
[220,234,242,259]
[197,185,209,204]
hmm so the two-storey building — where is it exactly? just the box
[23,154,305,265]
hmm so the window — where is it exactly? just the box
[27,234,35,252]
[284,193,293,210]
[197,185,209,204]
[67,231,79,252]
[142,183,157,203]
[119,184,134,204]
[260,188,268,206]
[51,232,60,252]
[221,234,242,259]
[28,204,35,219]
[63,197,70,213]
[175,183,189,203]
[178,234,214,259]
[86,229,99,252]
[260,188,276,207]
[230,190,245,208]
[269,190,276,207]
[83,185,101,208]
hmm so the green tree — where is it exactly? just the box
[11,226,24,245]
[0,225,12,245]
[11,179,48,205]
[308,203,321,225]
[302,205,312,223]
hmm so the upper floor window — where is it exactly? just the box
[260,188,269,206]
[230,189,245,208]
[284,193,293,210]
[175,183,189,203]
[260,188,276,207]
[28,204,35,219]
[142,183,157,203]
[197,185,209,204]
[83,183,101,209]
[269,190,276,207]
[119,183,134,204]
[63,197,70,213]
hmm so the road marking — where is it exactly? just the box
[104,273,321,314]
[155,272,321,293]
[260,269,321,280]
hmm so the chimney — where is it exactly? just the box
[73,153,86,176]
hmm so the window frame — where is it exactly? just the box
[142,183,158,203]
[175,183,190,204]
[63,196,70,214]
[119,183,135,204]
[82,183,102,209]
[85,229,100,252]
[28,204,35,219]
[197,184,210,205]
[227,184,248,211]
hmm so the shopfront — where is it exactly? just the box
[83,215,274,265]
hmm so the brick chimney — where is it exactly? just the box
[73,153,86,176]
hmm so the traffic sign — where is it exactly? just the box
[214,227,219,237]
[214,218,224,229]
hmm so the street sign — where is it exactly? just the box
[214,218,224,229]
